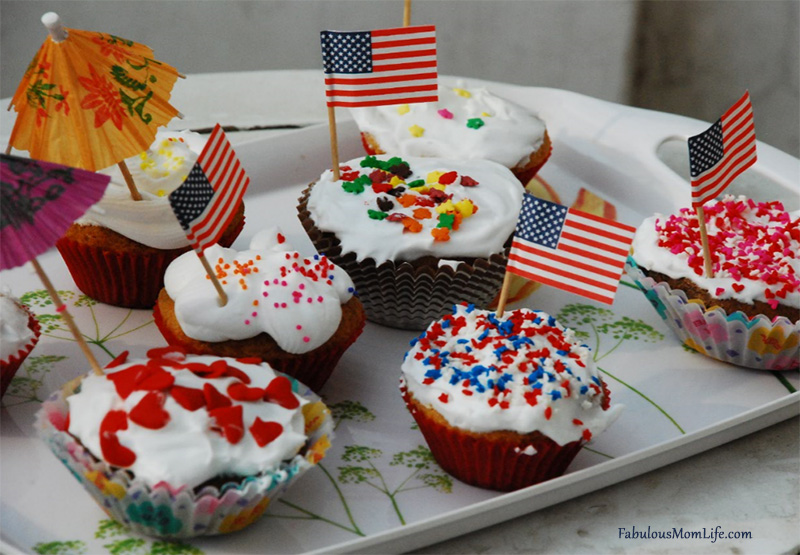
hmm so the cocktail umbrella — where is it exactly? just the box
[1,153,112,375]
[6,12,182,200]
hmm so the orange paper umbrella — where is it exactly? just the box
[7,12,181,183]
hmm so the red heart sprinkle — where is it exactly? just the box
[227,382,265,402]
[438,171,457,185]
[106,351,130,369]
[129,391,170,429]
[249,418,283,447]
[236,357,263,365]
[203,383,233,410]
[137,367,175,391]
[277,233,286,244]
[171,386,206,411]
[205,360,228,379]
[224,364,252,384]
[106,366,145,399]
[146,346,187,361]
[263,376,300,410]
[732,283,745,293]
[100,410,136,467]
[208,405,244,444]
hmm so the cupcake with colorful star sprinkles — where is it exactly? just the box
[350,83,552,185]
[36,347,333,537]
[399,303,621,491]
[56,130,245,308]
[154,228,365,392]
[626,195,799,370]
[297,154,524,329]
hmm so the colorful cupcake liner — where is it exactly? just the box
[625,257,800,371]
[1,305,41,397]
[401,387,584,491]
[56,217,244,309]
[35,375,334,538]
[298,186,509,330]
[152,299,366,393]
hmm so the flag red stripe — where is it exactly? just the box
[559,231,630,259]
[722,91,751,120]
[326,72,438,86]
[198,133,225,176]
[327,95,438,108]
[505,265,615,304]
[372,48,437,61]
[372,60,438,73]
[372,37,436,50]
[326,83,437,98]
[190,172,248,247]
[510,243,623,281]
[553,241,629,269]
[206,150,236,190]
[371,25,435,37]
[564,218,635,244]
[567,207,636,233]
[508,253,618,293]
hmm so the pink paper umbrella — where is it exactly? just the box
[1,153,110,375]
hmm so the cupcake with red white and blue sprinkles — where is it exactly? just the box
[626,195,799,370]
[400,304,621,491]
[298,154,524,330]
[154,228,365,392]
[36,348,333,538]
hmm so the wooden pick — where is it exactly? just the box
[327,105,341,181]
[30,258,103,376]
[403,0,412,26]
[118,160,143,201]
[198,251,228,306]
[494,271,514,319]
[695,205,714,278]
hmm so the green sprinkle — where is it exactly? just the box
[407,179,426,188]
[343,175,371,194]
[368,209,388,220]
[360,155,409,172]
[360,155,379,168]
[466,118,485,130]
[437,213,455,229]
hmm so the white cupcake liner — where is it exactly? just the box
[625,257,799,371]
[35,375,334,538]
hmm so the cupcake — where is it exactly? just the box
[298,155,524,330]
[400,304,620,491]
[154,228,365,392]
[0,291,41,397]
[350,83,552,184]
[626,195,799,370]
[36,347,333,538]
[56,130,245,309]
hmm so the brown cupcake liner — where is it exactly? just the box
[401,387,584,491]
[56,217,244,309]
[297,184,509,330]
[153,298,365,393]
[1,306,41,398]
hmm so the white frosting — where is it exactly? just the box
[0,293,35,360]
[76,130,207,249]
[631,196,800,309]
[164,228,355,353]
[67,351,309,489]
[401,305,621,444]
[306,155,524,264]
[350,83,546,169]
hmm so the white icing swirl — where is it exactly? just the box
[306,156,523,264]
[67,351,308,489]
[401,305,621,444]
[0,293,35,360]
[164,228,355,353]
[77,130,207,249]
[350,84,546,169]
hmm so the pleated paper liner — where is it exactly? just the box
[625,258,800,371]
[56,214,245,309]
[401,387,584,492]
[35,374,334,538]
[297,184,509,330]
[153,292,367,393]
[1,305,41,397]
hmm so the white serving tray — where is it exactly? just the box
[1,84,798,555]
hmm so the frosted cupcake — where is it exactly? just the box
[626,195,799,369]
[351,83,552,184]
[36,347,333,537]
[0,291,41,397]
[56,130,245,308]
[154,228,365,391]
[298,155,524,329]
[400,304,620,491]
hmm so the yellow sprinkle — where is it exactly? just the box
[436,200,456,214]
[408,124,425,138]
[397,104,410,115]
[156,189,167,197]
[431,183,447,192]
[455,199,475,218]
[481,111,492,117]
[426,171,444,184]
[138,152,148,160]
[390,176,406,187]
[453,88,472,98]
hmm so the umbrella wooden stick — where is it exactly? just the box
[118,160,143,201]
[198,252,228,306]
[30,258,103,376]
[403,0,412,26]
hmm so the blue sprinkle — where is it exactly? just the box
[478,329,490,341]
[329,274,335,280]
[465,346,473,353]
[547,316,557,326]
[457,338,469,344]
[424,369,442,380]
[556,349,569,356]
[409,337,419,347]
[547,373,556,383]
[347,287,355,293]
[529,368,544,381]
[442,319,451,329]
[466,303,475,313]
[580,385,589,394]
[591,376,601,385]
[313,254,320,260]
[531,381,543,390]
[550,390,562,400]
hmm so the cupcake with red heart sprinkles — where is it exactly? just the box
[36,346,333,538]
[626,195,799,370]
[400,304,621,491]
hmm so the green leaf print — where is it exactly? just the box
[3,354,66,406]
[32,540,87,555]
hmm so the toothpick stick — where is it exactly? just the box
[695,205,714,278]
[495,271,514,319]
[30,258,103,376]
[198,251,228,306]
[118,160,143,201]
[403,0,412,26]
[327,105,341,181]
